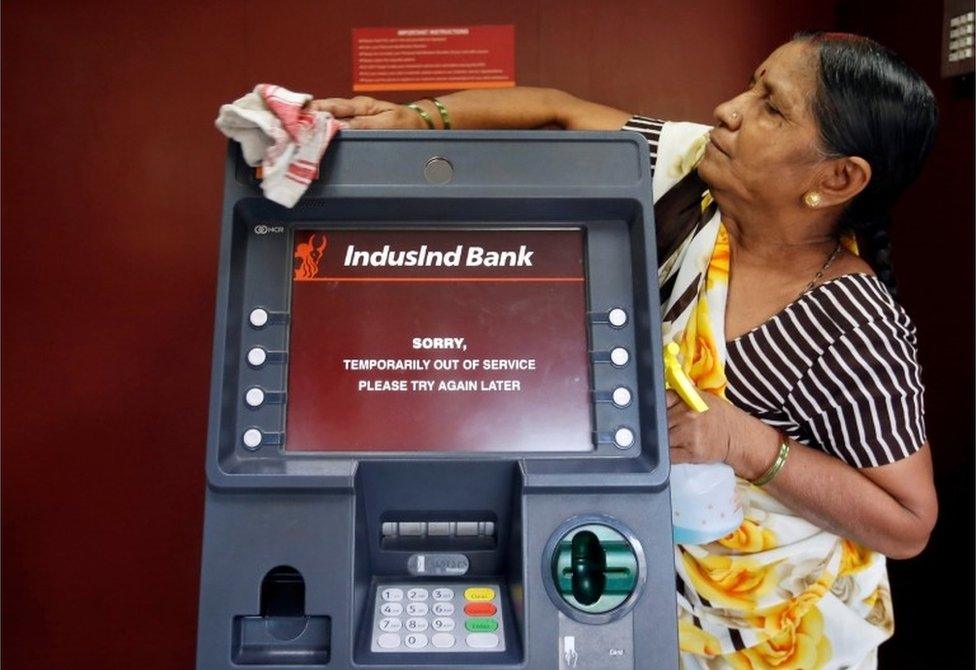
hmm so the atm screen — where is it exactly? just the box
[285,228,593,453]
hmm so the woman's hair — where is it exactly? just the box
[793,31,938,296]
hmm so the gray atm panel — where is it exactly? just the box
[196,131,679,669]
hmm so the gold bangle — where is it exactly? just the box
[404,102,434,129]
[751,433,791,487]
[430,98,452,129]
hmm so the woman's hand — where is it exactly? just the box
[666,390,755,469]
[307,96,427,130]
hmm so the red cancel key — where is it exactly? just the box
[464,602,497,616]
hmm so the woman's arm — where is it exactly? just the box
[668,390,939,559]
[309,87,632,131]
[729,415,937,559]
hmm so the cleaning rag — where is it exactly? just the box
[215,84,340,208]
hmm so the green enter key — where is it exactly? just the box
[465,618,499,633]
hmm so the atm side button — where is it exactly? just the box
[246,347,287,368]
[242,429,263,450]
[613,427,636,449]
[463,602,497,616]
[248,308,269,328]
[248,308,289,328]
[464,587,495,602]
[244,387,266,408]
[609,347,630,367]
[246,347,267,367]
[608,307,629,327]
[465,633,500,649]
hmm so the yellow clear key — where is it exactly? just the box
[464,587,495,602]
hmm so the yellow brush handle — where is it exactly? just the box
[663,342,708,413]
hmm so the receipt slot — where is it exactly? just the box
[196,131,679,669]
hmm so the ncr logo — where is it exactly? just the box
[254,224,285,235]
[294,232,328,280]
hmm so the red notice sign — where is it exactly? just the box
[352,25,515,92]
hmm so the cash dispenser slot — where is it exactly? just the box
[232,566,331,665]
[380,517,498,551]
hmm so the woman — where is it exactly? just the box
[313,32,938,669]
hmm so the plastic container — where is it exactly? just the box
[670,463,742,545]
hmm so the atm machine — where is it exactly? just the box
[196,131,679,669]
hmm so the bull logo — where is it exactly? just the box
[294,232,328,279]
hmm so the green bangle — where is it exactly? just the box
[751,433,791,487]
[430,98,452,129]
[405,102,434,129]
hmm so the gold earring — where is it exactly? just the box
[803,191,822,208]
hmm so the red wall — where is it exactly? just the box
[2,2,968,668]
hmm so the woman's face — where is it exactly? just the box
[697,41,826,216]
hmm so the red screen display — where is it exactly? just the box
[285,228,592,452]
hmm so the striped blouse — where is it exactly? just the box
[623,115,927,467]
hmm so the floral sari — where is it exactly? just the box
[654,123,893,670]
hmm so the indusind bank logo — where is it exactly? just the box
[293,233,537,280]
[343,244,534,267]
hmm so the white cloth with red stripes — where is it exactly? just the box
[215,84,340,208]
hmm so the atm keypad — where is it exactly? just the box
[370,582,506,653]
